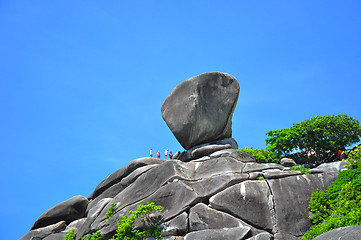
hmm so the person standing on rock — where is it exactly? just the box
[169,151,173,159]
[150,148,153,158]
[156,151,160,159]
[165,149,169,160]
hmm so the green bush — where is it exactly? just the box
[106,202,117,223]
[63,229,75,240]
[63,202,164,240]
[344,145,361,169]
[239,147,279,163]
[83,231,102,240]
[302,164,361,239]
[111,202,164,240]
[290,165,311,175]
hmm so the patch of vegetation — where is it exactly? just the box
[344,145,361,169]
[239,147,279,163]
[301,163,361,239]
[265,115,361,163]
[257,176,268,181]
[83,230,102,240]
[106,202,117,223]
[290,165,311,175]
[63,202,164,240]
[63,229,75,240]
[111,202,164,240]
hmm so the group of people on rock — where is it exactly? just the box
[150,148,173,160]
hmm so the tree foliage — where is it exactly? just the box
[265,115,361,163]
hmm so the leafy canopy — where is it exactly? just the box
[265,114,361,163]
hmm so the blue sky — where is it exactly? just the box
[1,1,361,239]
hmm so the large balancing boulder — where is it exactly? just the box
[161,72,240,150]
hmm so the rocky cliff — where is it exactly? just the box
[21,73,346,240]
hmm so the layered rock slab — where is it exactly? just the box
[30,195,88,230]
[161,72,240,150]
[184,227,251,240]
[210,173,338,237]
[313,225,361,240]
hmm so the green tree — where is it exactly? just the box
[265,115,361,163]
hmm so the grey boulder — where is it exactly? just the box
[20,221,66,240]
[246,232,273,240]
[88,157,165,200]
[161,72,240,150]
[30,195,88,230]
[280,158,296,167]
[189,203,245,231]
[313,225,361,240]
[184,227,251,240]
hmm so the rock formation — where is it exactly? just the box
[20,72,359,239]
[21,153,345,240]
[161,72,239,150]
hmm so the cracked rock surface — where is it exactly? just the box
[21,150,343,240]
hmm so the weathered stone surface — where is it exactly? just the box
[189,203,244,231]
[262,169,301,179]
[273,231,299,240]
[161,72,240,150]
[87,164,157,212]
[181,138,238,162]
[43,232,66,240]
[210,149,256,162]
[311,161,347,173]
[184,227,251,240]
[313,225,361,240]
[192,144,231,159]
[20,221,66,240]
[30,196,88,230]
[243,163,284,173]
[88,157,165,200]
[191,157,245,179]
[76,198,112,240]
[87,182,124,214]
[209,180,275,232]
[245,232,273,240]
[93,180,199,238]
[185,172,249,198]
[280,158,296,167]
[269,173,338,237]
[23,145,342,240]
[162,212,188,236]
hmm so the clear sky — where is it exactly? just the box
[1,1,361,239]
